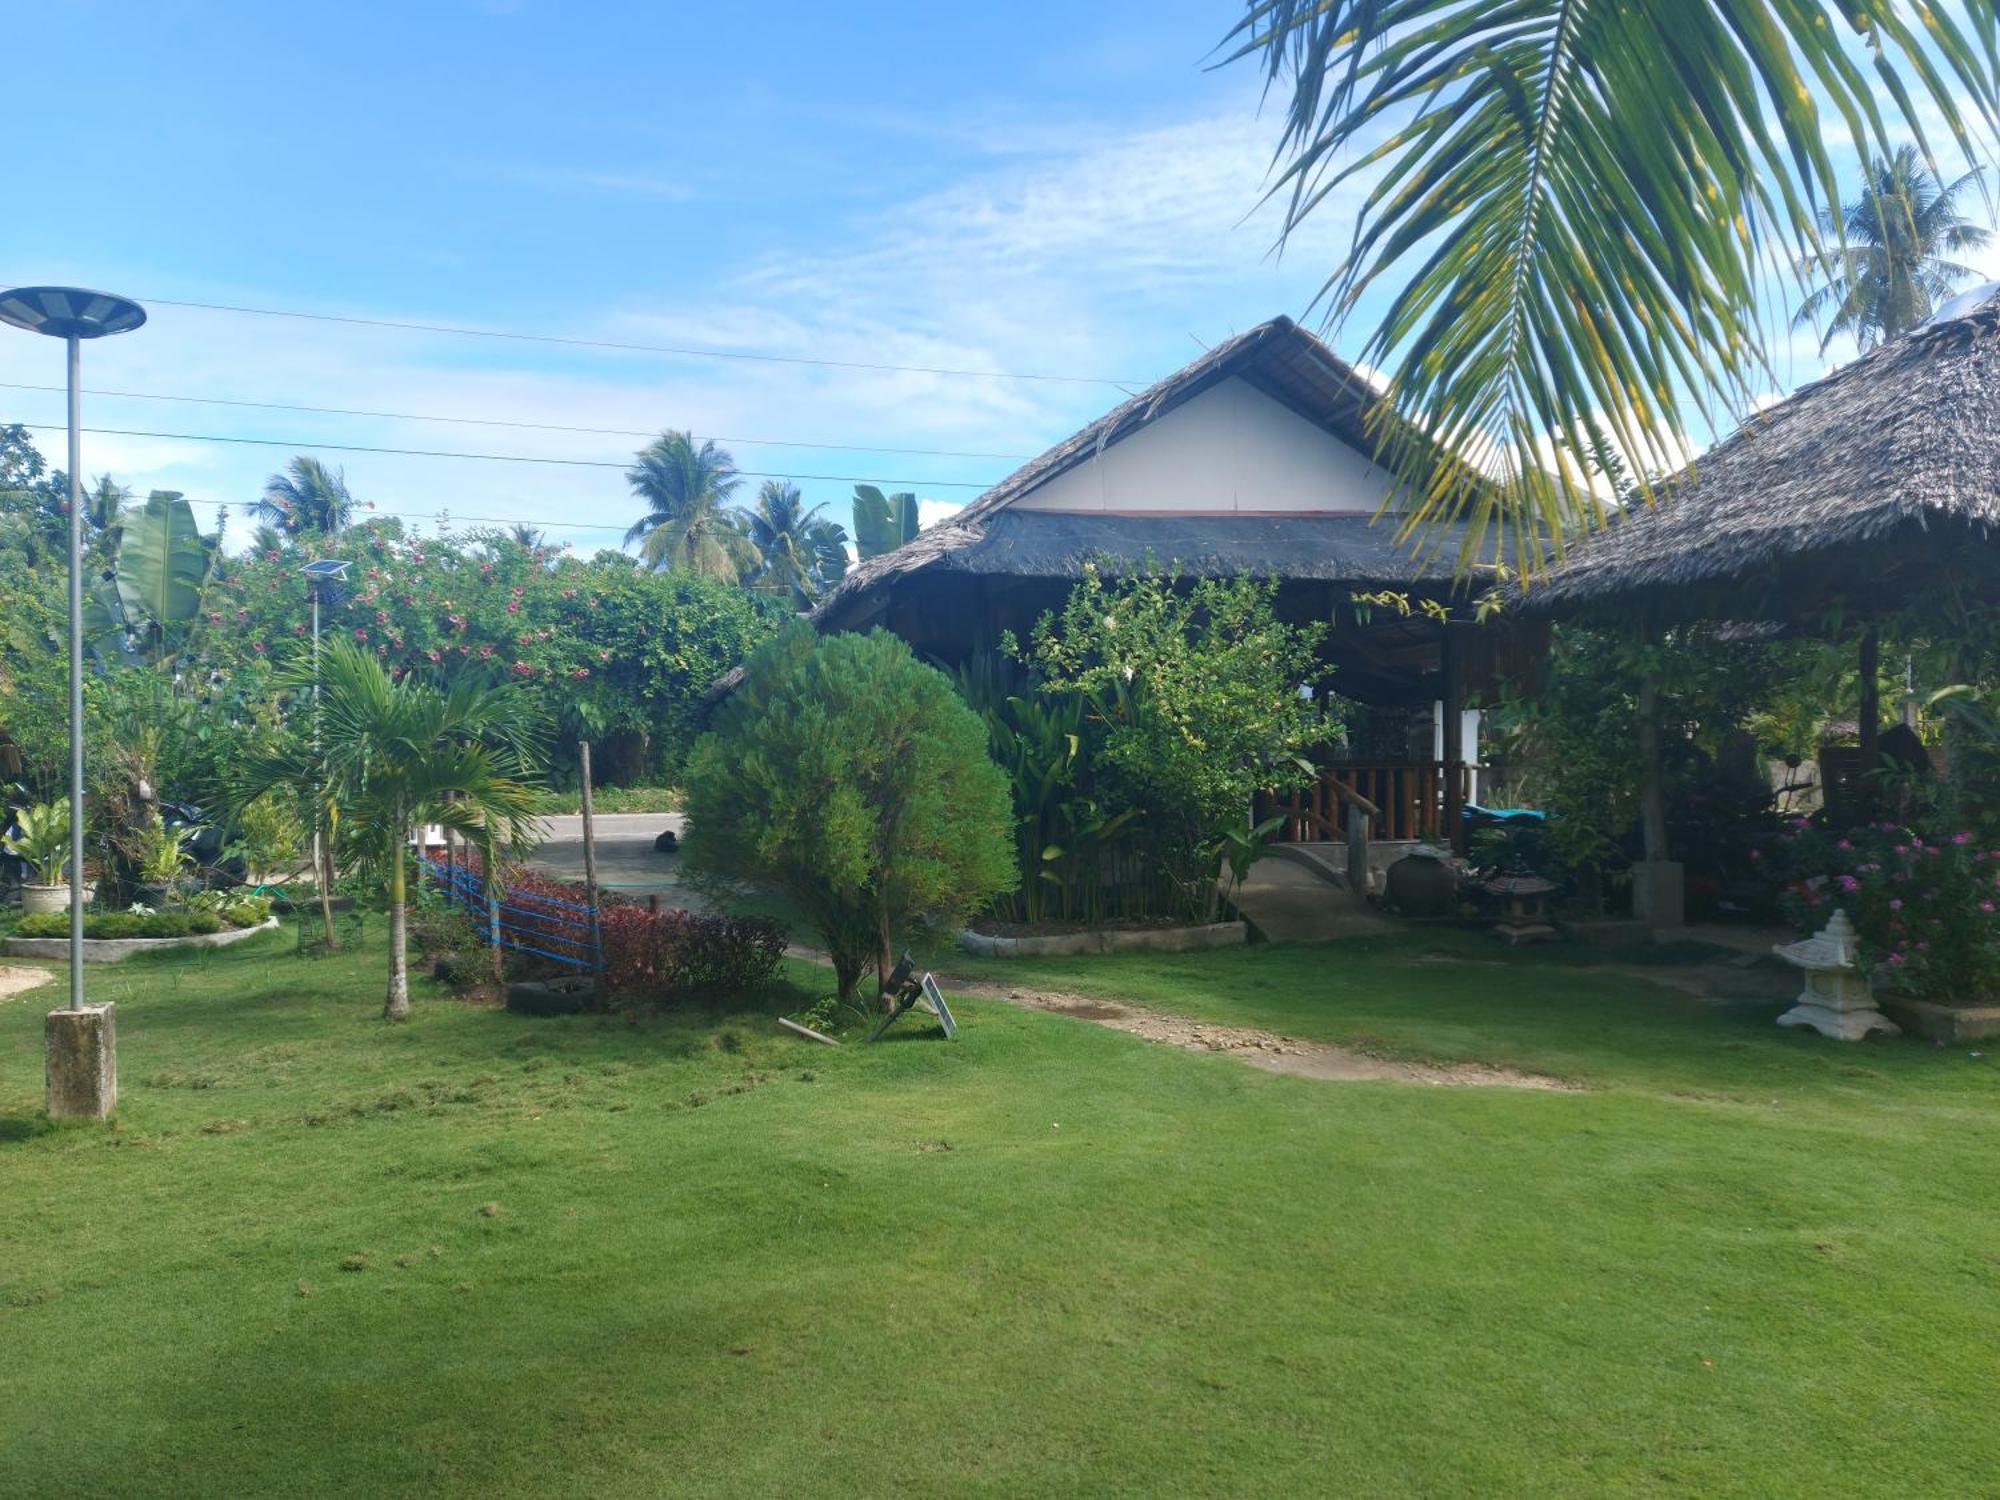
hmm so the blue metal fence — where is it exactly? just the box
[425,858,602,971]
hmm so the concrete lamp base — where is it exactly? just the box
[46,1003,117,1120]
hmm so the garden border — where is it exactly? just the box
[958,921,1248,959]
[6,916,280,965]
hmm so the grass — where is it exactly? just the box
[542,784,680,815]
[4,927,1998,1497]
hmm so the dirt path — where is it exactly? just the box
[968,980,1580,1090]
[0,965,52,1002]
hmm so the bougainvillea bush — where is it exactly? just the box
[197,524,782,783]
[1773,818,2000,999]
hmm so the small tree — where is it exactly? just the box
[230,640,549,1021]
[1019,563,1330,918]
[682,622,1015,1005]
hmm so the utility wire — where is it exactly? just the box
[17,423,997,489]
[106,293,1139,386]
[0,379,1033,462]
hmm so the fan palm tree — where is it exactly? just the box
[250,457,355,537]
[1226,1,2000,569]
[1793,148,1991,354]
[743,480,834,606]
[228,639,548,1021]
[623,430,759,580]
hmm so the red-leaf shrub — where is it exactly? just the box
[427,852,784,1004]
[599,904,787,1005]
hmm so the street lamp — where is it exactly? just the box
[0,286,146,1120]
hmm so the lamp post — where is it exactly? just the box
[300,559,351,948]
[0,287,146,1120]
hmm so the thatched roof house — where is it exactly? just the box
[1529,283,2000,619]
[813,316,1506,705]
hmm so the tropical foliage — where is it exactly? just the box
[1794,146,1992,353]
[851,483,919,560]
[623,430,760,580]
[251,456,355,537]
[228,639,549,1020]
[742,480,848,605]
[682,622,1015,1005]
[1227,0,2000,566]
[1002,565,1334,923]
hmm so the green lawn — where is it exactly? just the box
[3,927,1996,1497]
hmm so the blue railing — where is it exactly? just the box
[424,858,601,971]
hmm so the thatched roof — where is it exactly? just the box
[1527,284,2000,617]
[814,316,1470,631]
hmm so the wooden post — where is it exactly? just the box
[1858,623,1881,791]
[1441,627,1466,854]
[578,739,607,1004]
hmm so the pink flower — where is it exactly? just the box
[1837,839,1853,851]
[1893,845,1908,856]
[1887,952,1907,966]
[478,645,494,659]
[1837,875,1860,892]
[1889,899,1903,911]
[354,627,368,641]
[1954,831,1974,845]
[1981,901,1995,914]
[427,648,441,662]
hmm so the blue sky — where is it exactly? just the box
[6,1,1996,548]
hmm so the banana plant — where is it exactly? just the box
[851,484,918,560]
[82,491,212,663]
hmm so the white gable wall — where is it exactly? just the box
[1010,375,1395,515]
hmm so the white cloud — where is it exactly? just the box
[0,94,1367,553]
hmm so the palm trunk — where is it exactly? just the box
[317,819,337,951]
[384,835,410,1022]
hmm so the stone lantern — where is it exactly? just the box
[1773,909,1900,1040]
[1484,871,1558,944]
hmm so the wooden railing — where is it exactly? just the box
[1259,761,1471,845]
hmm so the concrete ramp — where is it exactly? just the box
[1230,856,1399,943]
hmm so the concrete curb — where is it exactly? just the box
[6,916,281,965]
[958,921,1248,959]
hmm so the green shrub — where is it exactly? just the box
[15,909,217,940]
[683,622,1015,1005]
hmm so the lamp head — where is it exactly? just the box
[0,286,146,340]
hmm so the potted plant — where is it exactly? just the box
[132,811,200,906]
[3,802,73,914]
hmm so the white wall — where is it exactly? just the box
[1011,375,1396,515]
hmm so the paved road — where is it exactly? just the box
[525,812,697,902]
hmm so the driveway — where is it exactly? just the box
[525,812,698,903]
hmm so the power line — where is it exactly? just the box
[0,379,1034,462]
[116,293,1138,386]
[18,423,997,489]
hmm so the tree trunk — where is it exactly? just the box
[833,949,864,1008]
[384,837,410,1022]
[316,820,338,951]
[876,910,895,1010]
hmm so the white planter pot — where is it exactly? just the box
[20,883,69,916]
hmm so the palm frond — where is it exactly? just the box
[1225,0,2000,571]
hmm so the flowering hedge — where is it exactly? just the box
[197,524,782,780]
[1772,818,2000,998]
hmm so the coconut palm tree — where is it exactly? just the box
[623,430,759,580]
[228,640,548,1021]
[509,523,545,550]
[743,480,835,606]
[250,457,355,537]
[1793,148,1991,354]
[807,518,851,595]
[1227,1,2000,569]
